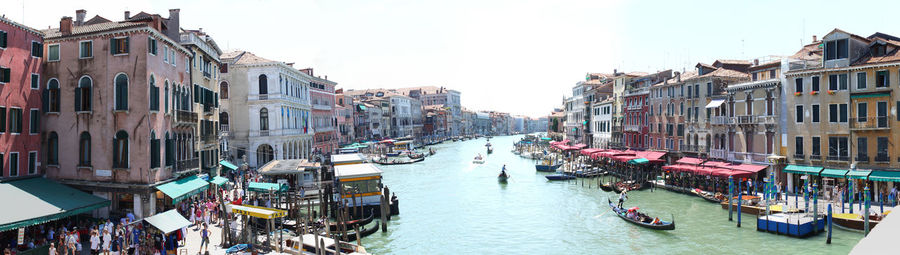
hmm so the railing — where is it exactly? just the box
[175,110,198,125]
[827,155,850,162]
[624,124,641,132]
[611,126,623,132]
[313,104,332,111]
[203,71,211,78]
[710,116,732,125]
[710,149,727,159]
[176,158,200,172]
[736,115,756,124]
[810,154,822,161]
[850,116,889,130]
[679,144,698,152]
[793,154,805,161]
[855,155,870,163]
[758,115,777,124]
[875,154,890,163]
[219,124,230,133]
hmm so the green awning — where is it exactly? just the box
[357,105,367,111]
[541,137,552,140]
[628,158,650,165]
[847,170,872,180]
[219,160,238,170]
[783,165,823,175]
[0,178,110,232]
[209,176,229,186]
[248,182,288,193]
[868,171,900,182]
[144,209,191,234]
[819,168,849,178]
[156,175,210,204]
[850,93,891,99]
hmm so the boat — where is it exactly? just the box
[328,210,376,231]
[545,173,575,181]
[535,162,561,172]
[487,146,493,154]
[830,213,882,231]
[600,182,614,192]
[281,234,370,255]
[374,157,424,165]
[473,155,485,164]
[408,152,425,159]
[607,198,675,231]
[719,197,803,215]
[498,171,509,183]
[691,188,724,203]
[614,181,647,193]
[428,148,436,156]
[385,152,400,157]
[337,222,380,242]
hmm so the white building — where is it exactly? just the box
[394,87,462,136]
[593,98,614,149]
[220,51,314,168]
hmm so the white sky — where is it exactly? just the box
[7,0,900,118]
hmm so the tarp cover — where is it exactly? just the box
[144,210,191,234]
[219,160,239,170]
[156,175,210,204]
[847,170,872,180]
[675,157,704,165]
[819,169,849,178]
[0,178,110,232]
[209,176,229,186]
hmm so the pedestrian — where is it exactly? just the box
[102,229,110,255]
[49,243,57,255]
[90,229,100,255]
[199,223,210,254]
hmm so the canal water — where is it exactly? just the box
[361,135,862,254]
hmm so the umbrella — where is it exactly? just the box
[627,207,639,212]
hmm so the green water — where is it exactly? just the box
[360,135,862,254]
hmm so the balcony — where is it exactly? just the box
[175,158,200,173]
[611,126,623,132]
[875,154,890,163]
[736,115,756,125]
[710,116,732,125]
[855,155,870,163]
[850,116,889,130]
[809,154,822,161]
[729,152,770,165]
[793,154,805,161]
[827,155,850,162]
[175,110,198,126]
[624,124,641,132]
[680,144,698,152]
[710,149,727,159]
[758,115,777,124]
[313,104,332,111]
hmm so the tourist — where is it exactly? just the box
[102,229,110,255]
[48,243,57,255]
[200,223,210,254]
[90,229,100,255]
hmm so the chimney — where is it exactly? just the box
[166,9,181,41]
[75,10,86,25]
[613,69,617,75]
[812,35,817,42]
[124,11,130,20]
[59,16,73,35]
[753,59,759,66]
[675,71,681,82]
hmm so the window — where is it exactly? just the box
[31,42,42,58]
[150,131,160,169]
[839,74,848,90]
[170,50,176,67]
[47,132,58,165]
[828,136,849,159]
[148,37,157,55]
[769,70,776,79]
[259,74,268,94]
[79,132,91,166]
[79,41,92,58]
[113,131,128,168]
[28,109,38,134]
[857,102,867,122]
[110,37,129,55]
[8,108,21,134]
[149,76,159,111]
[27,151,35,175]
[163,47,168,63]
[810,104,819,123]
[812,137,821,156]
[165,132,173,166]
[752,73,758,81]
[795,78,803,93]
[839,104,847,122]
[75,76,92,112]
[876,70,889,88]
[260,108,269,130]
[0,31,5,48]
[857,137,868,158]
[706,82,712,96]
[0,107,5,133]
[825,39,848,60]
[877,137,889,158]
[857,72,867,89]
[0,67,9,83]
[687,86,692,99]
[114,74,128,111]
[812,76,819,92]
[164,83,169,113]
[48,44,59,61]
[795,105,803,123]
[8,152,17,177]
[829,104,838,122]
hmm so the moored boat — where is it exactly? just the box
[545,173,575,181]
[614,181,647,193]
[600,182,614,192]
[607,199,675,231]
[691,188,724,203]
[281,234,370,255]
[831,213,882,231]
[328,210,376,231]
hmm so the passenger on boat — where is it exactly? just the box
[652,217,661,225]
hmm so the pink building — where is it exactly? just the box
[0,17,43,179]
[41,10,189,218]
[303,68,339,153]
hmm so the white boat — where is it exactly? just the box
[473,155,485,164]
[280,234,370,255]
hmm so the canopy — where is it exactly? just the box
[219,160,238,171]
[636,151,666,162]
[612,155,639,163]
[541,137,553,140]
[156,175,210,204]
[847,170,872,180]
[704,161,768,174]
[230,204,287,219]
[627,207,639,212]
[705,99,725,108]
[580,148,604,156]
[144,210,191,234]
[675,157,704,165]
[628,158,650,165]
[248,182,289,193]
[259,159,320,175]
[0,178,111,232]
[572,144,587,149]
[209,176,229,186]
[783,165,823,175]
[868,171,900,182]
[819,169,849,178]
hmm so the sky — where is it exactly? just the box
[6,0,900,118]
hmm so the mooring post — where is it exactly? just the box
[865,185,871,236]
[813,183,818,233]
[827,203,833,244]
[728,176,734,222]
[737,182,742,228]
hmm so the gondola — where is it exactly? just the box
[498,172,509,183]
[374,157,425,165]
[408,153,425,159]
[535,163,561,172]
[691,188,724,203]
[607,198,675,231]
[337,221,380,242]
[545,173,575,181]
[613,181,646,193]
[487,146,494,154]
[600,182,614,192]
[328,210,375,231]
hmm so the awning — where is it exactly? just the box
[819,169,849,178]
[869,171,900,182]
[637,151,666,162]
[705,99,725,108]
[219,160,239,171]
[209,176,229,186]
[156,175,211,204]
[572,144,587,149]
[541,137,553,141]
[676,157,704,165]
[847,170,872,180]
[248,182,288,193]
[580,148,604,156]
[143,210,191,234]
[850,93,890,99]
[628,158,650,165]
[357,105,367,111]
[783,165,823,175]
[258,159,320,175]
[0,178,111,232]
[230,205,287,219]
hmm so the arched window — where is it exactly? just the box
[79,132,91,166]
[746,93,753,115]
[257,144,274,167]
[259,108,269,130]
[149,75,159,111]
[113,130,129,168]
[220,81,229,99]
[165,132,173,167]
[114,74,128,111]
[220,112,229,131]
[258,74,268,94]
[45,79,61,113]
[150,131,160,168]
[164,82,169,113]
[766,91,774,116]
[76,76,92,112]
[47,132,59,165]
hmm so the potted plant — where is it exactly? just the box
[794,92,802,96]
[810,91,818,95]
[827,90,836,95]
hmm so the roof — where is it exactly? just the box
[222,51,279,65]
[209,176,229,186]
[826,28,871,44]
[248,182,289,193]
[258,159,320,176]
[144,210,191,234]
[331,154,367,165]
[42,20,146,38]
[220,160,238,170]
[0,177,110,232]
[0,16,43,36]
[690,68,749,81]
[156,175,210,204]
[714,59,752,66]
[335,163,383,179]
[392,86,457,95]
[655,71,699,87]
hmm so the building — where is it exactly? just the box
[306,69,338,153]
[461,108,476,136]
[0,16,42,179]
[219,51,314,168]
[475,112,491,135]
[648,71,698,159]
[610,72,643,149]
[423,105,450,138]
[179,28,223,175]
[548,109,565,138]
[592,98,614,148]
[623,70,672,150]
[345,89,422,138]
[335,89,355,145]
[41,9,188,218]
[394,86,461,136]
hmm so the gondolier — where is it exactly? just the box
[618,188,628,208]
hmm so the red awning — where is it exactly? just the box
[572,144,587,149]
[675,157,704,165]
[702,161,768,174]
[580,148,604,156]
[636,151,666,162]
[612,155,639,162]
